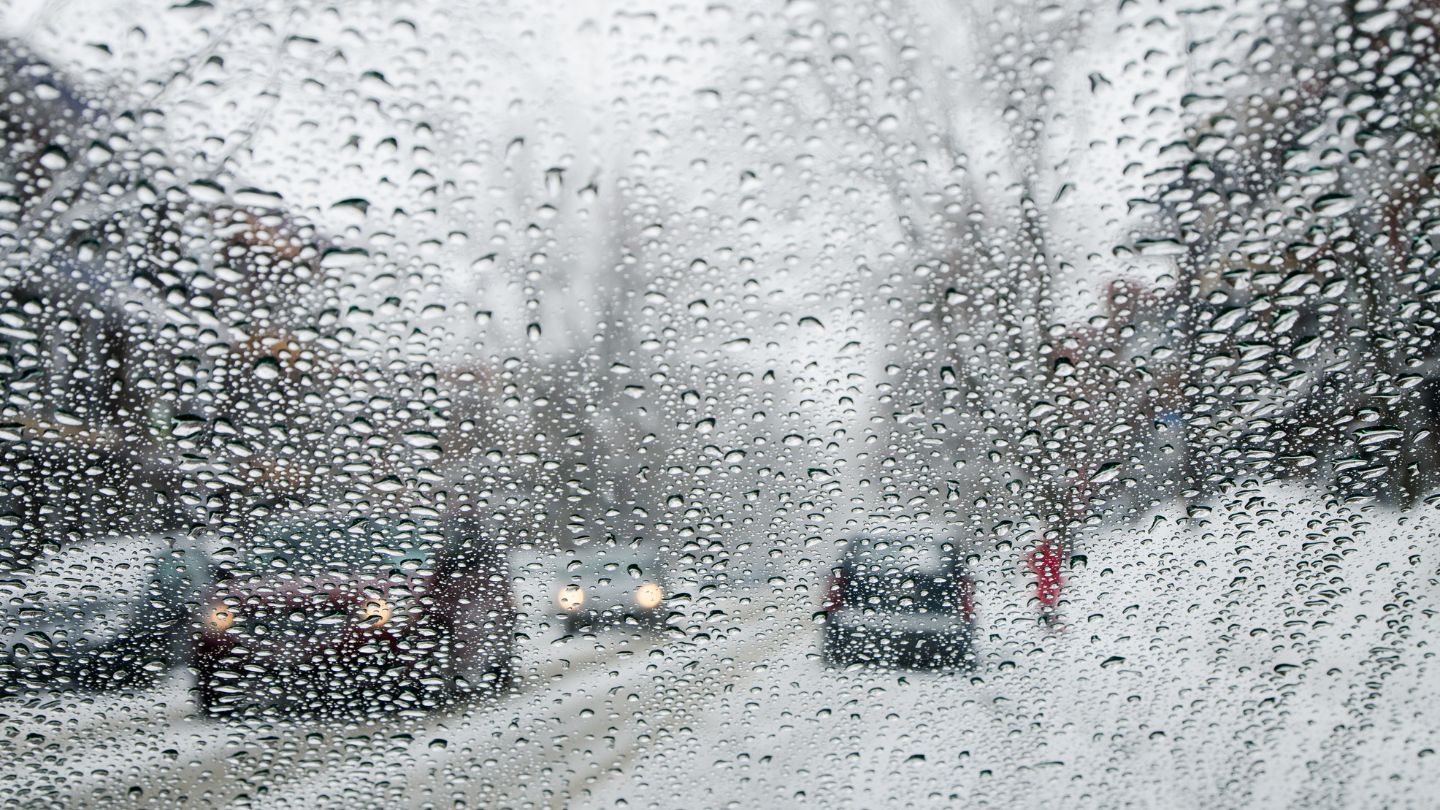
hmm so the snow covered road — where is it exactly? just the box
[2,484,1436,809]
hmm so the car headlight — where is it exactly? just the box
[635,582,663,609]
[358,598,392,628]
[557,584,585,611]
[206,604,236,632]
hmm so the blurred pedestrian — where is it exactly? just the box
[1027,539,1065,626]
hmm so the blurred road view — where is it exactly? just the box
[3,484,1436,809]
[5,6,1440,804]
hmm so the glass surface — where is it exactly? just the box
[243,519,432,576]
[1,0,1438,806]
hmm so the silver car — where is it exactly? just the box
[0,534,211,693]
[555,544,669,634]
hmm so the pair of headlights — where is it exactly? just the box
[205,598,393,632]
[557,582,664,611]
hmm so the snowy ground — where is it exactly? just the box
[1,482,1436,808]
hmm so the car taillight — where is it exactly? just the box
[957,577,975,620]
[822,572,846,613]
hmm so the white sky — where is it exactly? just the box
[0,0,1272,411]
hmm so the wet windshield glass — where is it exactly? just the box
[243,520,433,577]
[2,0,1439,806]
[837,538,966,613]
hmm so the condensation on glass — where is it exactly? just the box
[0,1,1437,807]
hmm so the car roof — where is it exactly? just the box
[839,535,966,572]
[566,543,663,571]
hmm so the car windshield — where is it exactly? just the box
[241,520,436,577]
[571,547,661,577]
[840,538,965,613]
[5,0,1440,805]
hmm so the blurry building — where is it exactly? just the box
[0,42,335,561]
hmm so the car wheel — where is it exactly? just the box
[822,626,849,668]
[487,657,515,693]
[194,675,219,716]
[422,625,463,701]
[451,652,515,695]
[439,626,517,698]
[192,662,226,717]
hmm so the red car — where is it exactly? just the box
[192,514,515,716]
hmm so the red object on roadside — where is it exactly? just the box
[1027,541,1064,609]
[956,576,976,621]
[821,571,847,613]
